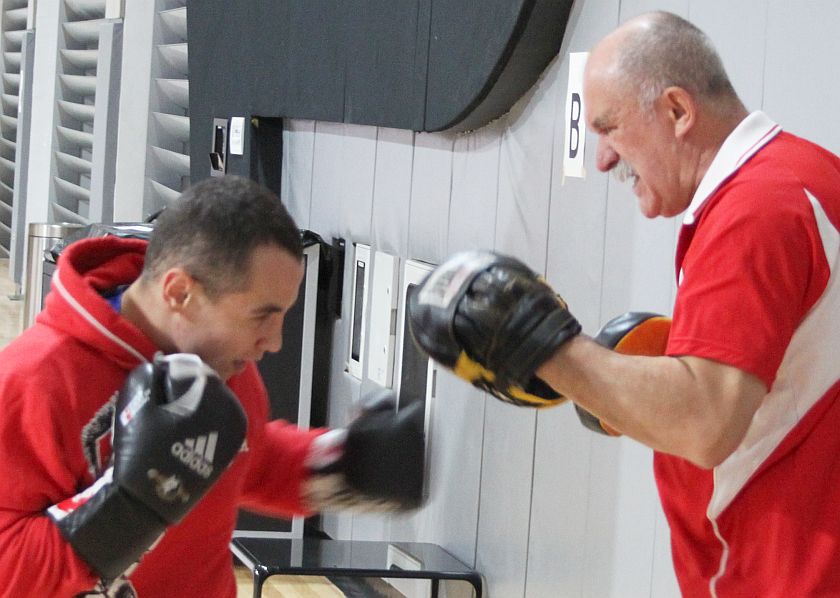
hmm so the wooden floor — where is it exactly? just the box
[234,566,347,597]
[0,260,359,597]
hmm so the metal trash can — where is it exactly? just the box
[23,222,85,329]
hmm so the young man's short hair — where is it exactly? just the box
[143,176,302,297]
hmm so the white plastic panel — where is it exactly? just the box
[366,250,399,388]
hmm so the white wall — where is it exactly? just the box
[280,1,840,596]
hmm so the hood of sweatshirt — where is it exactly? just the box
[37,235,159,370]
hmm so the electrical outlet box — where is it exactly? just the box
[209,117,228,176]
[385,544,431,598]
[386,543,423,571]
[346,243,370,379]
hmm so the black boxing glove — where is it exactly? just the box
[47,354,247,581]
[408,250,580,407]
[574,312,671,436]
[304,389,425,511]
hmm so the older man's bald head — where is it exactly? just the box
[586,11,742,113]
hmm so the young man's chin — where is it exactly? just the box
[229,360,248,377]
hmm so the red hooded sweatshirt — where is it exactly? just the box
[0,236,321,597]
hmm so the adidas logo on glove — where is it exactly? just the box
[171,433,218,479]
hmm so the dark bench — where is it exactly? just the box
[230,535,483,598]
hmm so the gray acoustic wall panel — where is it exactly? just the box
[0,0,29,267]
[8,27,33,284]
[762,1,840,152]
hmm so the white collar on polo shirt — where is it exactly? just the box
[683,111,782,226]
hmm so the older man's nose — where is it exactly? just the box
[596,137,620,172]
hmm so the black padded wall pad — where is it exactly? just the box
[187,0,573,181]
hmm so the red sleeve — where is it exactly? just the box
[227,365,323,517]
[668,180,829,387]
[239,421,325,517]
[0,370,100,596]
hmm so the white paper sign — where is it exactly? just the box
[229,117,245,155]
[563,52,588,179]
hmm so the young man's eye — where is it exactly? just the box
[255,310,281,322]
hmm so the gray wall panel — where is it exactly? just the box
[371,127,414,256]
[763,1,840,152]
[581,438,623,598]
[494,71,558,267]
[650,505,679,598]
[524,407,592,598]
[608,443,661,596]
[388,127,458,546]
[335,123,377,242]
[407,132,456,263]
[320,248,370,541]
[418,372,485,566]
[389,371,484,558]
[473,56,561,598]
[474,400,537,598]
[689,0,767,112]
[527,2,618,595]
[600,186,677,319]
[602,0,686,321]
[281,120,316,230]
[309,121,351,239]
[448,122,503,253]
[620,0,688,20]
[393,119,505,565]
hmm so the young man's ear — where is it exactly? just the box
[660,86,696,138]
[161,268,197,311]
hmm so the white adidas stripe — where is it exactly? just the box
[181,433,219,463]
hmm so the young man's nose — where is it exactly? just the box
[257,318,285,355]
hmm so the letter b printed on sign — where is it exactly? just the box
[568,92,581,159]
[563,52,588,179]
